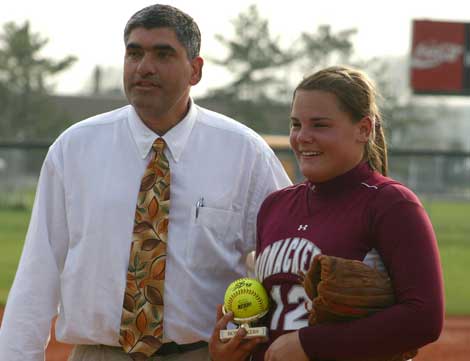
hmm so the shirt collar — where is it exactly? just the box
[128,99,198,162]
[308,161,373,195]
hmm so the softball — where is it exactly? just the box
[223,278,269,320]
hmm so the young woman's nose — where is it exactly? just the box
[297,126,314,143]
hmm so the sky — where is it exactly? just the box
[1,0,469,97]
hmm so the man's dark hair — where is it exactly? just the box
[124,4,201,59]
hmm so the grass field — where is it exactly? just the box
[1,200,469,314]
[423,200,470,315]
[0,209,31,303]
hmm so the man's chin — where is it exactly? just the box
[130,96,160,110]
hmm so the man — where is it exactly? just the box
[0,4,291,361]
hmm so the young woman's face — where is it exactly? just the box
[289,89,370,183]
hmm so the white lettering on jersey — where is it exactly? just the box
[282,237,299,273]
[300,242,318,274]
[264,241,282,280]
[273,238,291,274]
[291,238,307,274]
[256,238,321,281]
[270,284,309,330]
[256,244,271,281]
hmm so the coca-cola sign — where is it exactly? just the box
[412,41,464,69]
[411,20,470,95]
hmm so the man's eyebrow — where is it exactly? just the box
[152,44,177,53]
[126,42,142,50]
[125,42,177,53]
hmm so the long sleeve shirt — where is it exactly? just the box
[0,100,292,361]
[254,162,444,360]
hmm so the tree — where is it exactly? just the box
[0,21,77,139]
[209,4,294,102]
[204,5,357,133]
[298,25,356,72]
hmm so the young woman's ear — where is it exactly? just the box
[356,116,373,143]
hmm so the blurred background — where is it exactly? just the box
[0,0,469,360]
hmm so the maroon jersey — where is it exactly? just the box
[253,162,443,360]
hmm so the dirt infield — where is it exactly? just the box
[0,309,469,360]
[415,317,470,361]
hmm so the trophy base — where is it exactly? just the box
[220,325,268,342]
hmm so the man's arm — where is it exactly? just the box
[0,145,69,361]
[243,149,291,257]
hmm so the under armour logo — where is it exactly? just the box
[298,224,308,231]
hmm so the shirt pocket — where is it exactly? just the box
[186,205,243,271]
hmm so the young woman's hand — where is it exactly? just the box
[209,304,263,361]
[264,331,308,361]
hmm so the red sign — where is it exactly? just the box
[411,20,470,95]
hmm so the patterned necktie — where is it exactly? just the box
[120,138,170,359]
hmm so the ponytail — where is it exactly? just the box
[366,116,388,176]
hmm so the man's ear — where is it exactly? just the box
[356,116,373,143]
[189,56,204,86]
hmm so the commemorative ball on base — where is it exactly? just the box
[220,278,269,342]
[223,278,269,319]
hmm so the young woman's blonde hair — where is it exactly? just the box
[293,66,388,176]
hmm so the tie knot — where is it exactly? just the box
[152,138,166,154]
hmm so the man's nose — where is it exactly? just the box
[136,53,157,75]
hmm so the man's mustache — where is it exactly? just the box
[132,75,161,87]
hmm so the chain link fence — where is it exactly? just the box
[1,139,470,210]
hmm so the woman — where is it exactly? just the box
[209,66,444,361]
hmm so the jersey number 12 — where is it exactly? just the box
[270,285,308,330]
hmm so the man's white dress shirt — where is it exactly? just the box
[0,101,291,360]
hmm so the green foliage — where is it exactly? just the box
[0,21,77,140]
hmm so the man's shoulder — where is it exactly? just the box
[62,105,130,137]
[194,104,269,149]
[49,105,130,154]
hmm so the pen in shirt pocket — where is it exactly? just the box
[195,196,204,219]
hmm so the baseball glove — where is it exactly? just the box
[302,254,417,361]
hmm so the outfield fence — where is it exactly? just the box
[1,138,470,207]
